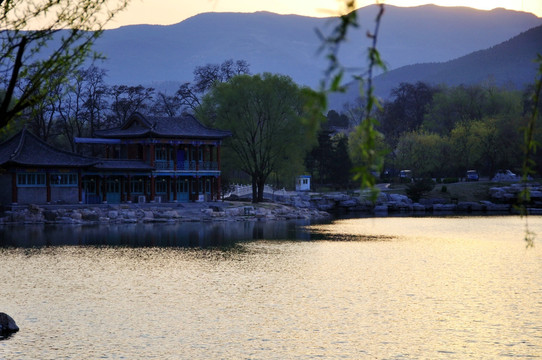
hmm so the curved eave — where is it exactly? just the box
[95,131,232,140]
[94,130,151,139]
[3,159,98,168]
[149,130,232,139]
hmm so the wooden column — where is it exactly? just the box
[217,175,222,200]
[173,144,178,171]
[150,144,156,168]
[150,175,156,201]
[167,177,171,202]
[172,177,177,202]
[210,177,214,201]
[96,176,101,202]
[11,173,17,204]
[120,177,125,203]
[102,176,107,203]
[78,170,83,203]
[217,144,221,171]
[195,176,200,201]
[210,145,214,166]
[196,145,199,171]
[126,175,131,202]
[46,172,51,203]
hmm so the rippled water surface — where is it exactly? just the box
[1,216,541,359]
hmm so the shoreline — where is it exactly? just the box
[1,198,540,226]
[0,201,331,225]
[1,181,541,225]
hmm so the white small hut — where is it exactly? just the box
[296,175,311,191]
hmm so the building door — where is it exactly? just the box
[83,176,101,204]
[106,177,122,203]
[177,178,189,202]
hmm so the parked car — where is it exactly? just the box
[466,170,479,181]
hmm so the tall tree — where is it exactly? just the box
[0,0,129,130]
[379,82,437,147]
[107,85,155,126]
[199,73,318,202]
[176,59,250,114]
[395,131,448,178]
[193,59,250,93]
[80,65,108,137]
[151,92,182,117]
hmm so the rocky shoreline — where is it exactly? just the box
[0,201,331,225]
[275,182,542,215]
[1,182,541,225]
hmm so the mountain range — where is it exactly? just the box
[91,4,542,104]
[328,23,542,110]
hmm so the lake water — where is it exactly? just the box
[1,216,541,359]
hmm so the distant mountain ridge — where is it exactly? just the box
[327,24,542,110]
[91,5,541,90]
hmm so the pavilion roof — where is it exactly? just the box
[0,129,98,168]
[94,112,231,140]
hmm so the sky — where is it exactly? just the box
[107,0,542,28]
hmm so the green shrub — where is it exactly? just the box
[441,185,447,193]
[406,178,435,202]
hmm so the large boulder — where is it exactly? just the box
[0,313,19,337]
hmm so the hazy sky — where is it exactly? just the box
[108,0,542,28]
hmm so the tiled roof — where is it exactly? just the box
[94,112,231,140]
[0,129,98,167]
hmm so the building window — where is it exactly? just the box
[131,178,145,194]
[51,173,78,186]
[155,147,168,161]
[156,178,168,194]
[17,173,46,187]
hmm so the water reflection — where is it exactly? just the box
[0,220,315,248]
[1,216,541,359]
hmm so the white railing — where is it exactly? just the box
[224,184,290,198]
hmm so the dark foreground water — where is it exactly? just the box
[1,216,541,359]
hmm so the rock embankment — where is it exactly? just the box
[2,183,541,224]
[0,202,331,225]
[272,182,542,215]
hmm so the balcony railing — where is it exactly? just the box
[155,160,174,170]
[154,160,218,171]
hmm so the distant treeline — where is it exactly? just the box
[305,81,540,189]
[0,59,250,155]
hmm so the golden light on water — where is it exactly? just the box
[2,216,541,358]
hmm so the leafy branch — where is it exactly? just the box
[317,1,386,201]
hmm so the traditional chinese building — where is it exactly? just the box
[0,112,230,205]
[0,129,98,205]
